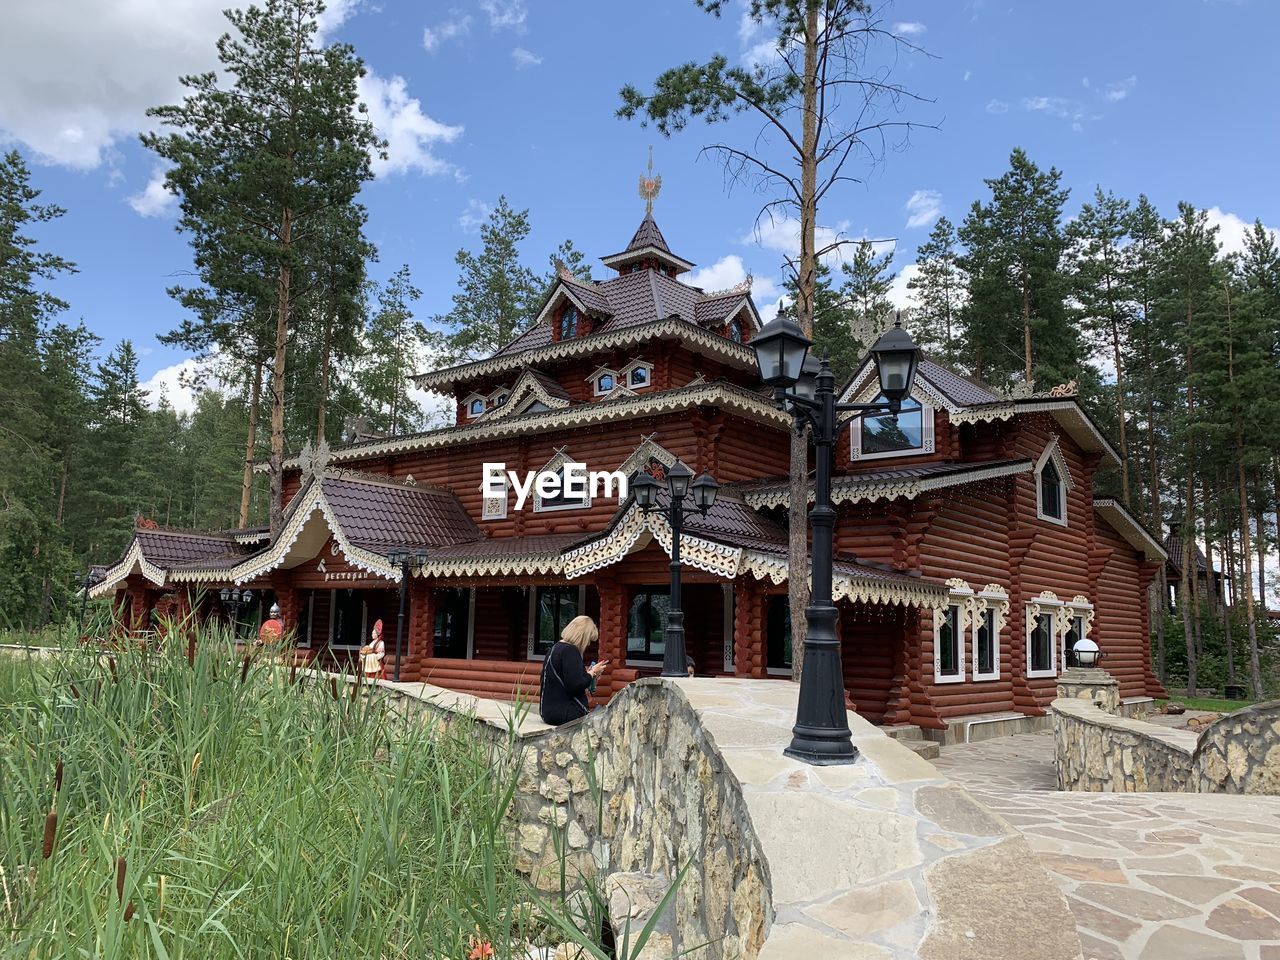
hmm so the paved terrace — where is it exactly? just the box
[933,729,1280,960]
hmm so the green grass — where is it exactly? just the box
[1159,696,1260,714]
[0,627,547,958]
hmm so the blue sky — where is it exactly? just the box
[2,0,1276,410]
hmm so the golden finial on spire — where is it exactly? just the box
[638,145,662,215]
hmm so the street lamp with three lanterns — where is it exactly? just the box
[631,461,720,678]
[750,312,922,765]
[220,586,254,639]
[386,548,431,682]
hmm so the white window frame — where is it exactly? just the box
[620,359,653,390]
[1035,442,1069,526]
[463,394,486,419]
[972,588,1008,682]
[1025,594,1063,678]
[532,452,591,513]
[294,591,314,649]
[1062,596,1094,666]
[933,580,972,684]
[849,396,935,462]
[328,588,367,650]
[481,464,508,521]
[526,584,587,660]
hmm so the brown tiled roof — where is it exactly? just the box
[425,533,585,562]
[694,290,748,327]
[918,359,1000,406]
[562,275,613,316]
[135,530,240,566]
[739,458,1033,504]
[627,214,671,253]
[1163,533,1216,574]
[320,474,480,551]
[527,368,571,401]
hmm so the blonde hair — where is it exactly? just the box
[560,615,598,654]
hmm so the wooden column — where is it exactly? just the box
[400,577,434,683]
[734,578,765,678]
[129,586,153,637]
[594,574,626,698]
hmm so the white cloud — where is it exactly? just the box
[140,357,203,415]
[479,0,526,29]
[511,47,542,68]
[688,254,780,304]
[357,71,462,177]
[422,15,471,53]
[1205,207,1279,257]
[1103,75,1137,102]
[128,167,177,218]
[963,69,972,82]
[889,262,920,310]
[743,214,856,268]
[894,21,927,35]
[985,99,1009,114]
[904,189,942,229]
[458,199,492,233]
[0,0,241,168]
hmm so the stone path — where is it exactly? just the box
[933,731,1280,960]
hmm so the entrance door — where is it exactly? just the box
[434,587,471,658]
[330,588,366,650]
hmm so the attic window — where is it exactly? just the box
[467,398,485,417]
[1036,446,1067,525]
[628,365,650,388]
[859,396,924,456]
[727,319,744,342]
[597,373,615,394]
[559,305,578,340]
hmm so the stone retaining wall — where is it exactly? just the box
[1052,697,1196,792]
[379,676,1082,960]
[1194,699,1280,795]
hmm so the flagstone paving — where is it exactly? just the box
[932,731,1280,960]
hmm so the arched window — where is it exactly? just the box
[559,305,578,340]
[860,395,923,456]
[727,319,744,342]
[1036,444,1068,524]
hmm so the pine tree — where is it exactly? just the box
[958,148,1076,388]
[430,196,542,363]
[1068,188,1134,502]
[85,342,150,556]
[143,0,382,532]
[838,240,895,349]
[360,265,425,435]
[907,216,964,363]
[548,239,593,285]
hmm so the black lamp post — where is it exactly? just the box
[751,313,921,765]
[386,549,430,682]
[220,587,253,640]
[632,462,720,677]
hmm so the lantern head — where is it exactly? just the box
[751,313,812,390]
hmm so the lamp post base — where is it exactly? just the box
[785,603,858,765]
[660,611,688,678]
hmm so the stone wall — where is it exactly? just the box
[1194,699,1280,795]
[1052,697,1196,792]
[377,675,1082,960]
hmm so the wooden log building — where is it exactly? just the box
[91,204,1169,730]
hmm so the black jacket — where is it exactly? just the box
[539,641,594,725]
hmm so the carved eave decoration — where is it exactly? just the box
[948,399,1121,466]
[1093,498,1167,562]
[476,368,569,421]
[735,551,947,610]
[741,460,1033,510]
[276,381,789,471]
[1037,436,1076,489]
[88,538,168,598]
[172,479,401,586]
[412,317,758,393]
[417,546,568,580]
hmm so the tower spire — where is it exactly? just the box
[638,145,662,216]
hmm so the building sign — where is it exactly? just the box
[482,462,628,511]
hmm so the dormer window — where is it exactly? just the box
[559,305,578,340]
[727,319,744,343]
[1036,442,1069,525]
[860,395,923,456]
[628,365,649,388]
[467,397,485,418]
[597,373,615,393]
[494,394,508,407]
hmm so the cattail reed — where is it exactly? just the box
[187,635,196,667]
[41,810,57,859]
[329,676,339,700]
[289,659,298,685]
[69,682,80,700]
[108,657,118,683]
[116,856,127,902]
[54,760,64,792]
[240,655,250,685]
[123,901,135,922]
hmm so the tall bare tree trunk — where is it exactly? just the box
[268,206,293,534]
[786,0,821,680]
[316,307,332,443]
[1256,512,1267,606]
[239,360,262,528]
[1021,268,1033,383]
[1222,528,1236,684]
[1237,463,1265,699]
